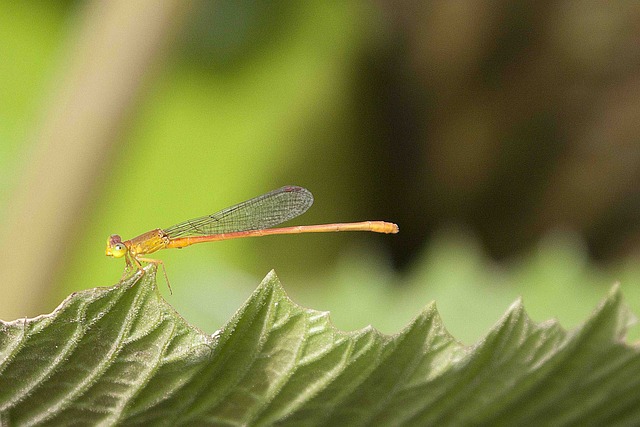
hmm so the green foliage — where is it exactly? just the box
[1,266,639,425]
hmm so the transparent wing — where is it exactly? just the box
[164,186,314,238]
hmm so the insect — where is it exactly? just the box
[106,186,399,289]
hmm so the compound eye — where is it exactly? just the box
[112,243,127,258]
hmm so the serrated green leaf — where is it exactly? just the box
[1,267,639,425]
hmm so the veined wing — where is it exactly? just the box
[164,186,314,238]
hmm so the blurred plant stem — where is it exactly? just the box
[0,0,194,319]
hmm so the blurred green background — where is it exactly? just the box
[1,1,640,344]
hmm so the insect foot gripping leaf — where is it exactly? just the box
[1,267,640,425]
